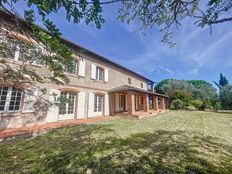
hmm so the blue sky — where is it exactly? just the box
[16,3,232,85]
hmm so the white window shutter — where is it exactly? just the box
[104,69,109,82]
[77,92,85,119]
[46,89,60,123]
[14,50,20,61]
[78,58,86,77]
[88,93,94,117]
[22,86,38,113]
[104,94,109,115]
[91,64,96,79]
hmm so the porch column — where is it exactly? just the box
[164,98,169,109]
[109,93,116,115]
[153,95,158,111]
[127,91,135,115]
[143,93,149,113]
[160,97,165,110]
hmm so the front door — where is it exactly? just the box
[58,92,76,120]
[135,95,143,111]
[116,93,126,112]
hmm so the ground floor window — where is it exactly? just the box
[59,92,76,115]
[0,86,23,112]
[94,94,103,112]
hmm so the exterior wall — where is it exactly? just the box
[33,53,148,91]
[0,19,169,130]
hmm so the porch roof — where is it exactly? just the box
[109,85,169,98]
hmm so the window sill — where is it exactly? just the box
[0,111,22,118]
[93,79,105,84]
[2,58,42,68]
[64,73,79,78]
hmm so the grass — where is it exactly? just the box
[0,111,232,174]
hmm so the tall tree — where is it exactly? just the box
[214,73,229,89]
[220,85,232,110]
[0,0,232,85]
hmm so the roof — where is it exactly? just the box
[109,85,169,98]
[0,9,154,83]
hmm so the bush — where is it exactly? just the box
[170,99,184,110]
[169,90,192,104]
[186,105,197,111]
[190,100,204,110]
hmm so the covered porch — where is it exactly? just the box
[109,85,169,118]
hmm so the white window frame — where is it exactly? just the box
[95,66,104,81]
[94,94,103,112]
[59,92,76,115]
[64,61,79,75]
[0,36,44,66]
[0,86,23,113]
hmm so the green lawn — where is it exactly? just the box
[0,111,232,174]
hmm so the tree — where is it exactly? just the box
[0,0,232,85]
[155,79,218,109]
[220,85,232,110]
[214,73,229,89]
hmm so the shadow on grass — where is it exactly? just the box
[0,124,232,174]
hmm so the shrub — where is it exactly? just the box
[190,100,204,110]
[186,105,197,111]
[170,99,184,110]
[169,90,192,108]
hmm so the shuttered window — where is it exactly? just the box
[59,92,76,115]
[96,67,104,81]
[64,61,79,75]
[94,94,103,112]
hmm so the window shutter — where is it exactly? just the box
[104,94,109,115]
[46,89,60,123]
[91,64,96,79]
[14,50,20,61]
[104,68,109,82]
[22,86,38,113]
[78,58,86,77]
[88,93,94,117]
[77,92,85,119]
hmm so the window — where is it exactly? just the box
[0,86,23,112]
[64,61,78,75]
[0,39,18,60]
[128,78,131,84]
[59,92,76,115]
[94,94,103,112]
[141,83,143,88]
[119,94,125,109]
[0,36,44,65]
[96,67,104,81]
[18,45,43,65]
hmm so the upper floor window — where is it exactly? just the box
[141,83,143,88]
[96,66,104,81]
[64,61,79,75]
[0,35,43,65]
[128,78,131,85]
[0,86,23,112]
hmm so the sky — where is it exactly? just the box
[15,2,232,86]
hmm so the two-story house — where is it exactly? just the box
[0,10,169,130]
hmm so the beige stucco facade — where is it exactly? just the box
[0,12,169,130]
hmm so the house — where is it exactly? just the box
[0,10,169,130]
